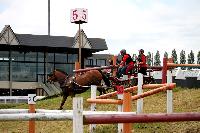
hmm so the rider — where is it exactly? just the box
[137,49,147,75]
[117,49,134,78]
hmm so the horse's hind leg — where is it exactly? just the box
[59,95,67,110]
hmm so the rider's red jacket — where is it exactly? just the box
[138,54,147,68]
[120,54,134,66]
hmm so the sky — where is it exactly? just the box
[0,0,200,60]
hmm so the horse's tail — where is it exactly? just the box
[98,69,111,87]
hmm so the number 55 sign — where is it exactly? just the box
[70,8,88,24]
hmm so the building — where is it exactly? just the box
[0,25,111,96]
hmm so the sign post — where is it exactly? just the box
[28,94,36,133]
[70,8,88,68]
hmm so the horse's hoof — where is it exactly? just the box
[58,107,63,110]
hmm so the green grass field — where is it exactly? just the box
[0,87,200,133]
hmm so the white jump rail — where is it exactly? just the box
[0,96,45,104]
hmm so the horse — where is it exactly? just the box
[47,69,111,110]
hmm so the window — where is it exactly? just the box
[85,59,93,66]
[47,53,54,63]
[0,62,9,81]
[55,64,68,73]
[25,52,36,62]
[47,63,54,74]
[38,52,44,62]
[96,59,106,66]
[12,51,24,61]
[66,64,75,75]
[12,62,36,81]
[55,53,67,63]
[68,54,78,63]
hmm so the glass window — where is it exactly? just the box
[0,62,9,81]
[12,62,36,81]
[68,54,78,63]
[47,63,54,74]
[66,64,74,75]
[12,51,24,61]
[96,59,106,67]
[47,53,54,63]
[0,51,9,59]
[38,52,44,62]
[37,63,44,74]
[85,59,93,66]
[25,52,36,62]
[55,53,67,63]
[55,63,68,74]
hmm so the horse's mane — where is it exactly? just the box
[55,69,68,76]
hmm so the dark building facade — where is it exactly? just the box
[0,25,110,96]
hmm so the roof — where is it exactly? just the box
[88,54,113,59]
[15,34,108,50]
[0,25,108,52]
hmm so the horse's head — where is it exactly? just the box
[47,69,68,84]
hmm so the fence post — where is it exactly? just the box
[137,73,143,114]
[167,70,173,113]
[75,61,80,76]
[123,92,132,133]
[116,85,124,133]
[73,97,83,133]
[113,55,117,77]
[28,94,36,133]
[90,85,97,133]
[162,57,167,84]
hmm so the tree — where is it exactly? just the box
[187,50,195,70]
[164,51,168,58]
[146,52,152,66]
[180,50,186,70]
[189,50,195,64]
[171,49,178,64]
[197,51,200,64]
[154,50,161,66]
[132,53,137,62]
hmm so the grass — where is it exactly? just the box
[0,87,200,133]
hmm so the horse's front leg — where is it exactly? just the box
[59,95,68,110]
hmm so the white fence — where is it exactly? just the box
[0,96,45,104]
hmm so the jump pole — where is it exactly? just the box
[116,85,124,133]
[95,84,168,99]
[137,73,143,114]
[162,57,167,84]
[123,91,132,133]
[28,94,36,133]
[90,85,97,133]
[73,97,83,133]
[167,70,173,113]
[113,55,117,77]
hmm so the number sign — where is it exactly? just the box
[28,94,36,104]
[70,8,88,24]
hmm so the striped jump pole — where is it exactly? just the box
[73,65,118,73]
[84,112,200,124]
[90,85,97,133]
[96,84,167,99]
[28,94,36,133]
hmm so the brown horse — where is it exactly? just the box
[47,69,110,109]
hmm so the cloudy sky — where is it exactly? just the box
[0,0,200,60]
